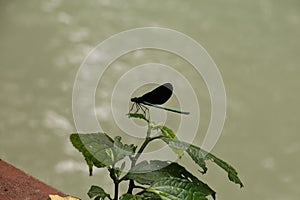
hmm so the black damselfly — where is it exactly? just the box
[130,83,190,115]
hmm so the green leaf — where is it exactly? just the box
[70,133,136,175]
[70,133,107,174]
[156,126,184,158]
[139,192,162,200]
[120,193,162,200]
[206,153,244,187]
[115,161,126,178]
[162,138,207,173]
[124,160,170,185]
[114,136,137,160]
[84,154,95,176]
[162,138,244,187]
[159,126,176,138]
[147,178,208,200]
[119,194,142,200]
[128,113,149,123]
[87,185,110,200]
[125,160,215,199]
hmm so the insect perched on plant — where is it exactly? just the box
[130,83,190,117]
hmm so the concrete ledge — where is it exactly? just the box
[0,159,66,200]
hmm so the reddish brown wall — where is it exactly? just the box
[0,159,66,200]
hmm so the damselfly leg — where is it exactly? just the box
[129,102,150,119]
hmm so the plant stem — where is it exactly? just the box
[127,179,135,194]
[126,124,163,193]
[146,122,151,137]
[109,166,119,200]
[127,137,151,194]
[114,181,119,200]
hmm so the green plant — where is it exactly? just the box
[70,113,243,200]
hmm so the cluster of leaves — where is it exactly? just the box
[70,113,243,200]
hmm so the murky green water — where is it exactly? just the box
[1,0,300,199]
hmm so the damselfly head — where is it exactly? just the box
[131,97,141,103]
